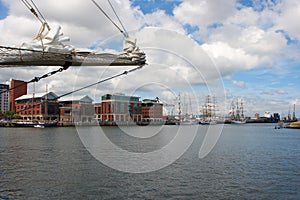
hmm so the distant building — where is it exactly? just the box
[15,92,59,121]
[94,103,102,122]
[254,113,260,119]
[273,113,280,122]
[9,79,27,112]
[100,93,142,124]
[59,95,94,124]
[0,84,9,112]
[141,99,163,123]
[264,111,272,118]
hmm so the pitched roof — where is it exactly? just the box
[58,95,94,103]
[16,92,58,101]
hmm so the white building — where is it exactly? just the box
[264,111,272,118]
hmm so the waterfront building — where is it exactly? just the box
[59,95,94,124]
[264,111,272,118]
[9,79,27,112]
[0,84,9,112]
[15,92,59,121]
[141,99,163,123]
[273,113,280,122]
[100,93,142,124]
[94,103,102,122]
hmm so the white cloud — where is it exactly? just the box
[0,0,143,47]
[202,41,262,76]
[275,1,300,41]
[231,80,245,88]
[173,0,236,27]
[143,10,186,34]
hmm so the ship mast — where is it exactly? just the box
[45,84,48,122]
[178,93,181,121]
[31,82,35,122]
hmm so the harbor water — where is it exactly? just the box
[0,124,300,199]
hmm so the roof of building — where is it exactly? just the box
[16,92,58,101]
[59,95,94,103]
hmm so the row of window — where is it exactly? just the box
[19,110,40,115]
[16,105,41,110]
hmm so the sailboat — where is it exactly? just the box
[200,95,217,125]
[230,99,247,124]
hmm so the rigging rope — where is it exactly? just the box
[0,62,71,95]
[91,0,128,38]
[21,0,50,30]
[30,0,48,25]
[57,65,143,99]
[107,0,129,38]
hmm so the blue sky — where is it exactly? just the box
[131,0,181,15]
[0,1,8,19]
[0,0,299,117]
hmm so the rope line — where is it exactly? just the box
[91,0,127,38]
[0,62,71,95]
[30,0,48,24]
[21,0,50,30]
[107,0,129,38]
[57,65,143,99]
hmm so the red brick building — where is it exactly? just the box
[15,92,59,121]
[94,103,101,122]
[59,95,94,125]
[142,99,163,123]
[9,79,27,112]
[100,94,142,124]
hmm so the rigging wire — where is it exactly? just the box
[21,0,50,30]
[30,0,48,24]
[0,63,71,95]
[91,0,128,38]
[57,65,143,99]
[107,0,129,38]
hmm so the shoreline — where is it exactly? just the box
[0,121,299,128]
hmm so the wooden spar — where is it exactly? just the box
[0,46,146,67]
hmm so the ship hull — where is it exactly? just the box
[231,120,246,124]
[13,121,58,127]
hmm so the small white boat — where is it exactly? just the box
[34,124,45,128]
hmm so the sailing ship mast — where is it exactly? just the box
[201,95,216,121]
[31,82,35,122]
[45,84,48,122]
[178,93,181,121]
[231,98,246,124]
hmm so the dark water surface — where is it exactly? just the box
[0,124,300,199]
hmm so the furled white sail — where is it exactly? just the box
[21,25,74,54]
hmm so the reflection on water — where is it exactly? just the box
[0,124,300,199]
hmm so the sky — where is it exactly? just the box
[0,0,299,118]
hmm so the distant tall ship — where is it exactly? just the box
[200,95,217,125]
[230,99,247,124]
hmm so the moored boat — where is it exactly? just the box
[13,121,58,127]
[231,120,247,124]
[34,124,45,128]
